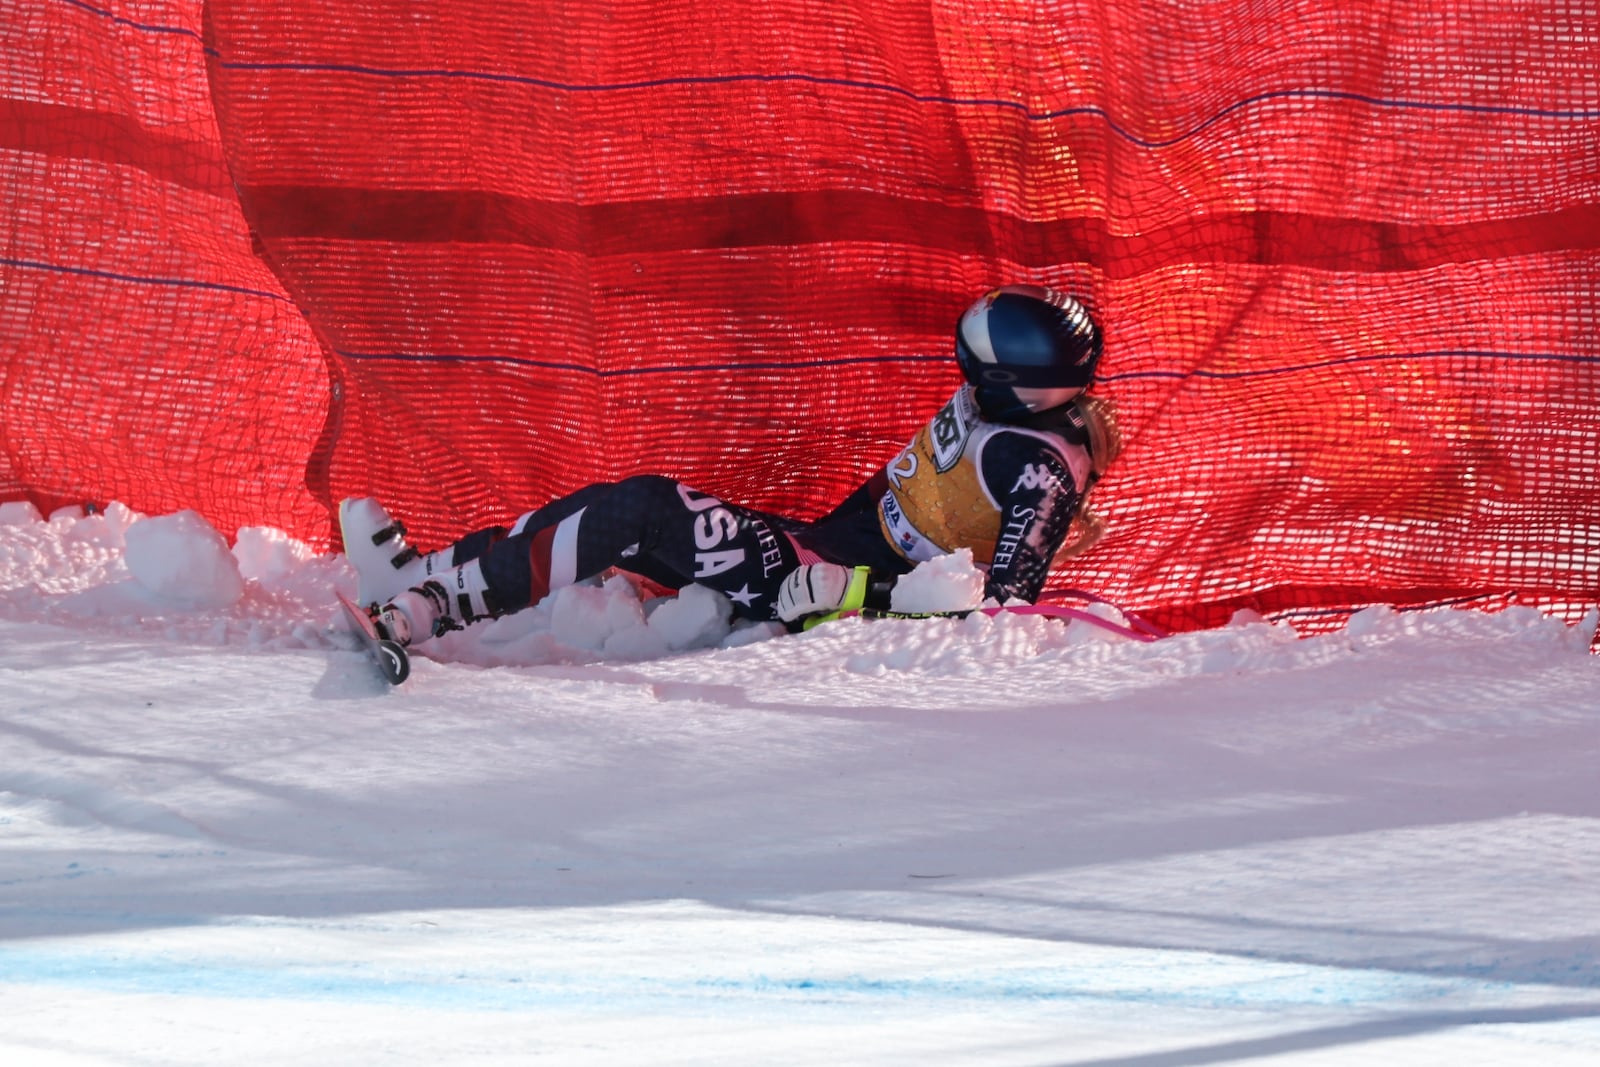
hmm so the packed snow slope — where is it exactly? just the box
[1,502,1598,1065]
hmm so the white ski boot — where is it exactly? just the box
[372,583,446,647]
[372,558,498,646]
[339,497,449,608]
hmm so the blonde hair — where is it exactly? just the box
[1075,394,1122,476]
[1058,395,1122,559]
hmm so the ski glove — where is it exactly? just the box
[776,563,872,622]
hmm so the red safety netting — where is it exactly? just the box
[4,0,1599,639]
[0,0,329,538]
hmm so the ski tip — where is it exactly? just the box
[376,639,410,685]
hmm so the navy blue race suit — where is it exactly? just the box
[441,386,1097,622]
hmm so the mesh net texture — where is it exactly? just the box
[1,0,329,536]
[4,0,1598,639]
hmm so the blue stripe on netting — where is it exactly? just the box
[336,348,943,377]
[210,63,1600,148]
[2,255,294,304]
[12,252,1587,379]
[59,0,202,40]
[1098,348,1598,384]
[56,1,1599,151]
[337,346,1590,380]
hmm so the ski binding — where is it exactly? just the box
[337,591,411,685]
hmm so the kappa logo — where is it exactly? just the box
[1011,464,1059,493]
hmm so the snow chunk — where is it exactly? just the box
[889,548,986,614]
[62,501,138,550]
[547,578,735,658]
[548,577,647,653]
[234,525,315,584]
[1344,604,1397,638]
[647,582,734,651]
[1571,606,1600,654]
[0,500,43,526]
[124,510,243,609]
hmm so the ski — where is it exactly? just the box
[839,601,1164,642]
[336,591,411,685]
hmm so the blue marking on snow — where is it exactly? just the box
[0,945,1487,1015]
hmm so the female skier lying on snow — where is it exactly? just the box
[343,284,1121,644]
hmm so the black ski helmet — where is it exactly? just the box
[956,285,1102,419]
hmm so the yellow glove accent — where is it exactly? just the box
[801,567,872,630]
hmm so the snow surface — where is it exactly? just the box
[2,502,1599,1065]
